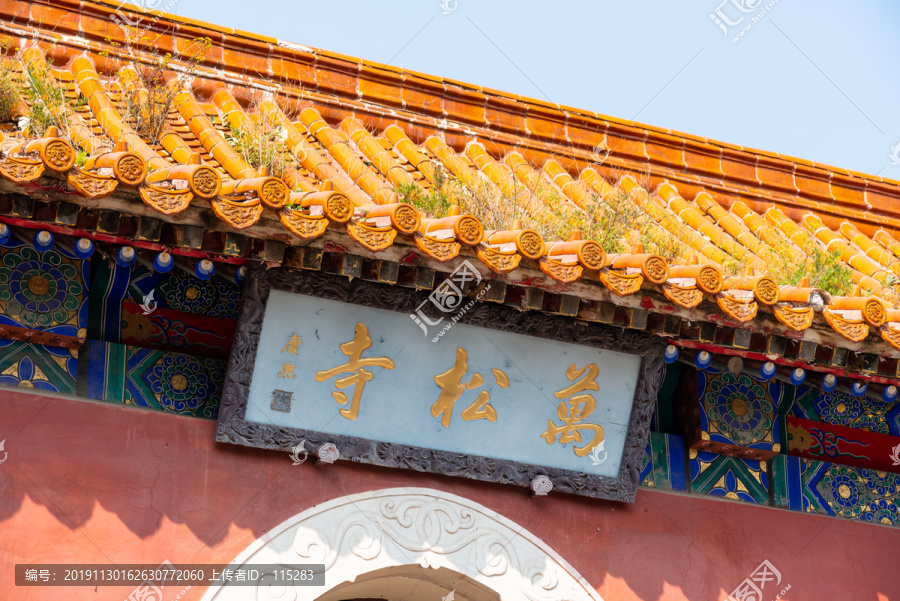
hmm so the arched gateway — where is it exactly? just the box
[201,488,604,601]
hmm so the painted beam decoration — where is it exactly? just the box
[787,416,900,475]
[679,367,784,461]
[216,266,664,502]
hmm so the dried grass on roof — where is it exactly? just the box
[226,96,294,178]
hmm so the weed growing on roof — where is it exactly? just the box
[71,93,88,110]
[20,56,73,139]
[432,161,449,193]
[101,28,211,147]
[223,94,297,178]
[416,154,687,260]
[398,148,849,292]
[806,247,853,295]
[759,218,853,295]
[225,125,284,175]
[770,244,853,296]
[438,156,589,238]
[0,39,22,123]
[578,189,642,252]
[452,170,529,231]
[394,181,452,216]
[639,219,688,263]
[0,39,84,141]
[574,174,686,261]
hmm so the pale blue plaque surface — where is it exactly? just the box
[245,290,642,478]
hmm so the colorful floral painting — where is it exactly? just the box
[144,353,217,413]
[124,346,225,418]
[689,447,768,504]
[791,386,894,435]
[128,265,241,320]
[695,369,783,458]
[706,372,774,443]
[86,340,225,419]
[0,242,88,335]
[802,460,900,527]
[0,339,77,394]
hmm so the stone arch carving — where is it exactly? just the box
[201,487,604,601]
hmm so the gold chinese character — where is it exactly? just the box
[541,363,604,457]
[432,347,508,427]
[277,363,296,379]
[282,333,302,354]
[554,363,599,399]
[314,322,394,420]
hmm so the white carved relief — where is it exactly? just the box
[201,487,604,601]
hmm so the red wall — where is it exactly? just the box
[0,390,897,601]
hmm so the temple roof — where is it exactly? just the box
[4,0,900,375]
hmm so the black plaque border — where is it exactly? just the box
[216,265,665,502]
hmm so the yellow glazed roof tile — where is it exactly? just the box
[5,1,900,354]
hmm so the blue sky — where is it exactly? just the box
[162,0,900,178]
